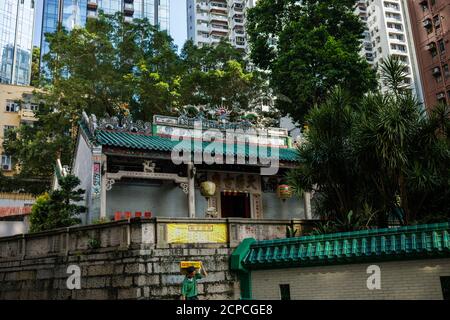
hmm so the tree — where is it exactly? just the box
[287,87,371,224]
[247,0,377,123]
[352,56,450,224]
[30,46,40,87]
[3,101,73,181]
[288,56,450,230]
[4,13,181,182]
[179,40,279,126]
[4,13,280,187]
[42,12,181,121]
[29,175,85,232]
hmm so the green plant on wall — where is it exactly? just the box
[29,174,85,232]
[286,225,298,238]
[87,237,101,250]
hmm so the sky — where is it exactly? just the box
[33,0,188,51]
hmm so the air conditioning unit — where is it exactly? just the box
[426,42,436,51]
[432,67,441,76]
[436,92,446,100]
[2,164,11,171]
[423,19,432,28]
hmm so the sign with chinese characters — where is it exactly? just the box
[166,223,228,244]
[207,172,261,194]
[92,162,101,199]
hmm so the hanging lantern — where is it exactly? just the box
[200,181,216,198]
[277,184,292,201]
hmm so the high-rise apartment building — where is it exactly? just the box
[405,0,450,110]
[186,0,257,50]
[0,0,36,86]
[355,0,424,102]
[40,0,170,71]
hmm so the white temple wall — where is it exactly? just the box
[261,192,305,219]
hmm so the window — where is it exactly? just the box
[441,277,450,300]
[437,92,446,103]
[423,19,433,33]
[419,0,428,11]
[1,155,12,171]
[5,101,20,112]
[427,42,438,57]
[433,15,441,29]
[444,64,450,78]
[3,125,16,137]
[279,284,291,300]
[438,39,445,54]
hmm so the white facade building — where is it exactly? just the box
[186,0,257,50]
[356,0,423,102]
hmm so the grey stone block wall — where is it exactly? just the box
[0,245,238,300]
[0,218,316,300]
[0,219,244,300]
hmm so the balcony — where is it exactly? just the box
[196,23,209,32]
[124,4,134,16]
[210,1,227,13]
[210,23,228,34]
[19,109,37,123]
[196,2,209,11]
[210,14,228,23]
[87,10,97,19]
[87,0,98,10]
[232,19,244,30]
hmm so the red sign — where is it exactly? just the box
[0,207,32,218]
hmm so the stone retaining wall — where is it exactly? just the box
[0,218,314,299]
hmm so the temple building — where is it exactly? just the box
[71,112,311,223]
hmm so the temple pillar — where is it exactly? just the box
[100,154,107,219]
[187,162,196,218]
[304,191,312,219]
[90,146,103,222]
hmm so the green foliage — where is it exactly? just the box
[247,0,377,123]
[285,225,298,238]
[288,56,450,230]
[4,14,277,187]
[29,175,86,233]
[91,217,111,224]
[178,40,279,126]
[30,46,40,87]
[87,237,101,249]
[0,173,50,195]
[3,102,73,180]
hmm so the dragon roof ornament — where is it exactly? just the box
[81,111,152,135]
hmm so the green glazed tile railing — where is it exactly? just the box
[234,222,450,270]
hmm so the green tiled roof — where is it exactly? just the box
[93,129,300,162]
[232,222,450,271]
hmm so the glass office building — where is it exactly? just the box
[40,0,170,73]
[0,0,35,86]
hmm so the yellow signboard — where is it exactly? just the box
[167,223,228,244]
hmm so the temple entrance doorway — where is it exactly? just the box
[220,192,251,218]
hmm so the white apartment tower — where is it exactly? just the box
[356,0,423,102]
[187,0,257,50]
